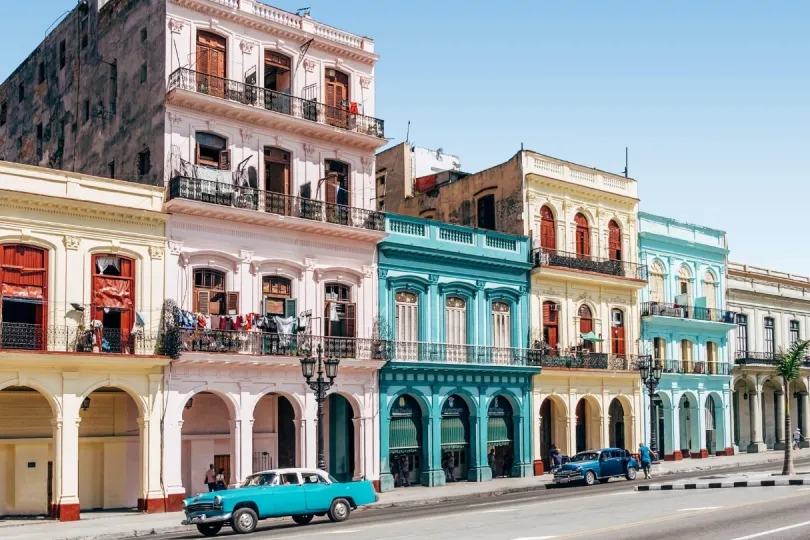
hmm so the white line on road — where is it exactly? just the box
[511,537,557,540]
[730,520,810,540]
[677,506,722,512]
[324,530,364,534]
[799,487,810,491]
[481,507,521,513]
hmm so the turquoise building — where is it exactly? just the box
[638,213,736,460]
[377,215,537,491]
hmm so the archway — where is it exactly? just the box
[705,393,725,455]
[78,387,142,511]
[181,391,235,496]
[608,398,625,449]
[441,394,471,481]
[652,392,669,457]
[388,393,424,487]
[539,395,568,469]
[762,379,782,449]
[0,386,56,516]
[678,392,700,456]
[732,378,754,450]
[486,395,514,478]
[252,393,298,473]
[326,393,356,482]
[791,379,809,447]
[575,396,601,453]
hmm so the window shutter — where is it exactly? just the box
[326,175,337,204]
[196,290,210,314]
[284,298,297,319]
[219,149,231,170]
[346,303,356,338]
[197,45,209,75]
[226,292,239,315]
[325,82,335,108]
[324,301,332,336]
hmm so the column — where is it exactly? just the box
[774,391,786,450]
[57,415,81,521]
[801,392,810,448]
[693,395,708,458]
[228,420,243,486]
[468,412,486,482]
[351,417,363,480]
[163,418,185,511]
[240,419,255,480]
[142,374,165,512]
[747,388,767,453]
[50,418,63,518]
[422,413,444,487]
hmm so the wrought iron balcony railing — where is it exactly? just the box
[528,350,649,371]
[168,68,385,138]
[663,359,730,375]
[387,341,535,366]
[532,248,648,281]
[642,302,736,323]
[168,176,386,231]
[0,322,164,355]
[735,351,810,367]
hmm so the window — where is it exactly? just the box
[395,291,418,342]
[608,220,622,261]
[325,284,355,338]
[653,337,666,361]
[324,159,350,206]
[650,261,665,303]
[378,174,386,185]
[578,304,594,351]
[790,320,800,345]
[59,40,66,69]
[196,31,226,97]
[91,255,135,352]
[264,147,291,197]
[140,63,147,83]
[736,314,748,356]
[574,213,590,257]
[193,269,228,315]
[677,266,691,303]
[38,62,45,84]
[681,339,692,373]
[140,28,147,42]
[764,317,775,355]
[80,4,89,50]
[262,276,293,317]
[1,244,48,350]
[460,200,471,226]
[137,148,151,176]
[611,309,625,355]
[324,68,349,128]
[707,341,718,374]
[540,205,556,251]
[703,271,716,312]
[542,301,559,351]
[0,101,6,126]
[445,296,467,346]
[477,194,496,230]
[264,50,291,98]
[108,161,115,179]
[492,302,511,348]
[378,201,385,210]
[83,99,90,123]
[36,124,43,161]
[18,83,24,102]
[196,132,229,170]
[109,60,117,116]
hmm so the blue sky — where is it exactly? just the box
[2,1,809,274]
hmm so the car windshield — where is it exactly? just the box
[328,474,340,484]
[241,473,277,487]
[571,452,599,462]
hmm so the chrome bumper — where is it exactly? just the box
[182,512,232,525]
[554,473,584,483]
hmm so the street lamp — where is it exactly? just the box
[639,356,662,456]
[300,343,340,471]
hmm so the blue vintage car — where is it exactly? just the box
[182,468,379,536]
[553,448,639,486]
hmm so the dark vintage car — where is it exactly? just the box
[553,448,639,486]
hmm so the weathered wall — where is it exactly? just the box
[0,0,166,185]
[375,142,411,212]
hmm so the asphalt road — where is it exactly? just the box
[139,458,810,540]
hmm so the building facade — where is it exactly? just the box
[638,213,735,460]
[727,263,810,452]
[377,215,535,491]
[0,162,168,520]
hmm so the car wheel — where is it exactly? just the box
[231,508,258,534]
[584,471,597,486]
[598,478,609,484]
[292,514,314,525]
[328,498,351,523]
[625,467,637,481]
[196,524,223,537]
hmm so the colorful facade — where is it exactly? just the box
[638,213,735,459]
[377,215,535,491]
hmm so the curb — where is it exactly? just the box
[636,478,810,491]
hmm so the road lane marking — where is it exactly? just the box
[512,537,557,540]
[324,530,364,534]
[677,506,722,512]
[730,520,810,540]
[481,507,520,513]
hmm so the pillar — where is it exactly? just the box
[228,420,243,486]
[692,396,708,458]
[422,412,444,486]
[163,418,185,511]
[774,391,786,450]
[801,392,810,448]
[468,411,487,482]
[351,416,364,481]
[239,419,255,481]
[56,415,81,521]
[747,389,767,453]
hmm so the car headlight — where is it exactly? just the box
[213,495,223,509]
[182,500,187,509]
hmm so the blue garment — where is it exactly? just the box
[639,445,652,464]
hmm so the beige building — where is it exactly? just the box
[0,162,168,520]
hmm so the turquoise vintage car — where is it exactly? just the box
[182,468,379,536]
[553,448,639,486]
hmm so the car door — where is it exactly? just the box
[270,472,307,517]
[302,472,333,514]
[598,451,616,477]
[254,473,278,517]
[605,450,623,477]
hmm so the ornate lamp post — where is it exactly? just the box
[300,343,340,471]
[639,356,663,456]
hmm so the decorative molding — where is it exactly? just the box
[377,268,388,279]
[206,119,217,132]
[167,112,183,125]
[149,246,164,260]
[303,58,317,73]
[239,40,256,54]
[362,265,374,279]
[209,18,220,30]
[475,280,485,290]
[167,18,184,34]
[274,135,284,147]
[63,235,80,250]
[335,57,345,66]
[302,143,315,157]
[304,258,317,271]
[109,239,121,253]
[360,156,373,169]
[359,76,372,89]
[334,148,342,159]
[239,250,254,264]
[168,240,184,256]
[429,274,440,284]
[240,128,253,141]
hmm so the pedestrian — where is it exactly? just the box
[390,455,401,487]
[488,448,496,477]
[550,443,562,471]
[445,452,456,482]
[503,451,513,478]
[205,463,217,492]
[215,468,227,490]
[638,442,652,479]
[399,456,411,487]
[794,428,802,450]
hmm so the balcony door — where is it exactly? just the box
[264,50,291,114]
[542,301,559,352]
[610,309,625,355]
[0,244,48,350]
[540,206,556,252]
[196,31,226,97]
[608,220,622,261]
[91,255,135,353]
[578,304,593,352]
[325,69,349,128]
[575,213,590,258]
[265,147,291,215]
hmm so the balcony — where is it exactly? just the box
[642,302,736,324]
[0,322,165,356]
[531,248,648,285]
[529,350,648,371]
[735,351,810,368]
[166,176,385,238]
[387,342,537,367]
[166,68,385,149]
[662,359,731,376]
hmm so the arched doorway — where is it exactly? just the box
[575,397,601,453]
[705,394,721,455]
[574,213,590,258]
[252,393,298,473]
[181,391,234,496]
[388,394,423,486]
[326,393,355,482]
[487,395,514,478]
[441,394,470,482]
[678,393,699,457]
[652,394,666,455]
[78,387,142,511]
[579,305,594,352]
[540,206,556,252]
[608,219,622,261]
[608,398,625,449]
[542,301,559,352]
[539,396,568,470]
[0,386,55,516]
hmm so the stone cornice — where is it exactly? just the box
[0,190,167,226]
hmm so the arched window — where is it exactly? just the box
[575,213,590,258]
[610,309,625,355]
[395,291,419,342]
[677,266,692,304]
[492,302,511,348]
[578,304,594,351]
[92,255,135,348]
[542,300,559,351]
[540,206,556,252]
[325,283,355,338]
[262,276,293,317]
[650,261,665,303]
[445,297,467,346]
[608,220,622,261]
[193,268,227,315]
[703,271,717,313]
[1,244,48,350]
[681,339,692,373]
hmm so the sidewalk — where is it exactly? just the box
[0,450,801,540]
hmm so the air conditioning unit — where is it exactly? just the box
[612,311,623,325]
[550,304,560,312]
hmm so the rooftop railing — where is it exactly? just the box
[532,248,648,281]
[642,302,736,324]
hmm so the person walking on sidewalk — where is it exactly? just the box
[794,428,802,450]
[399,456,411,487]
[215,468,227,490]
[205,464,217,492]
[488,448,496,477]
[638,443,652,479]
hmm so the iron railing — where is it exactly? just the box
[735,351,810,367]
[168,67,385,138]
[529,351,648,371]
[532,248,648,281]
[0,322,164,355]
[387,341,535,366]
[168,176,386,231]
[663,359,730,375]
[642,302,736,323]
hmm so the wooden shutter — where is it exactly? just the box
[575,214,590,257]
[547,327,558,349]
[284,298,297,319]
[324,300,332,336]
[326,175,337,204]
[196,290,210,314]
[612,326,625,354]
[197,43,209,75]
[540,206,556,251]
[219,149,231,170]
[579,316,593,334]
[608,220,621,261]
[346,303,356,338]
[226,292,240,315]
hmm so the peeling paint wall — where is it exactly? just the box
[0,0,166,186]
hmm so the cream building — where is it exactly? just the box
[0,162,168,520]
